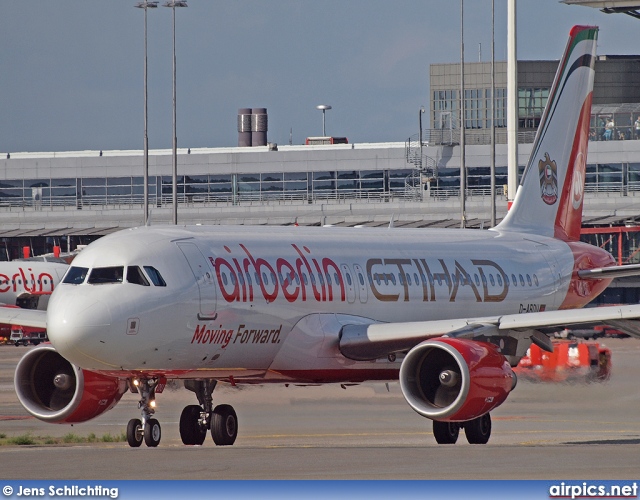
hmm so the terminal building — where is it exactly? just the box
[1,58,640,303]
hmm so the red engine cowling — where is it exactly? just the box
[14,345,127,423]
[399,338,516,422]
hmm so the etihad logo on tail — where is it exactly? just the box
[538,153,558,205]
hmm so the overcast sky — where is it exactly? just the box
[1,1,637,153]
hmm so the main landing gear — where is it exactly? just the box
[432,413,492,445]
[126,378,162,448]
[180,379,238,446]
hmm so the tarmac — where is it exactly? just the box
[0,339,639,480]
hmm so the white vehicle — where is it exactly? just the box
[9,325,48,346]
[5,26,640,448]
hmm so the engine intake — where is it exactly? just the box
[399,338,515,421]
[14,345,126,423]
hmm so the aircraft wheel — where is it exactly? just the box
[180,405,206,446]
[144,418,161,447]
[211,404,237,446]
[464,413,491,444]
[432,421,460,444]
[126,418,143,448]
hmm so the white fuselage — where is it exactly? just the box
[45,225,576,382]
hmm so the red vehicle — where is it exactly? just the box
[516,339,611,383]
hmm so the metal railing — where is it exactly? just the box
[3,181,640,212]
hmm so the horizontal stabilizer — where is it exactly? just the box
[577,263,640,280]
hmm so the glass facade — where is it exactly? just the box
[2,161,636,209]
[518,88,550,129]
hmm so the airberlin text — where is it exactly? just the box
[191,323,282,346]
[210,243,510,305]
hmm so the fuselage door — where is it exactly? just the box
[537,243,560,310]
[177,242,217,320]
[340,264,356,304]
[353,264,368,303]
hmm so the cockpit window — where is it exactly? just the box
[127,266,150,286]
[88,266,124,284]
[144,266,166,287]
[63,266,89,285]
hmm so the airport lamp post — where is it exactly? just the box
[163,0,187,225]
[460,0,466,228]
[317,105,331,136]
[135,1,158,227]
[419,106,425,169]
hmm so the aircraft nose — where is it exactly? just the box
[47,290,113,362]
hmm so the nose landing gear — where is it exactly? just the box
[126,378,161,448]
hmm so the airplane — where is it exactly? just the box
[0,260,68,310]
[5,25,640,448]
[0,259,68,343]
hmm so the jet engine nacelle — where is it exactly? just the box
[399,338,515,422]
[14,345,127,424]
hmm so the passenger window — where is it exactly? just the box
[497,275,503,286]
[512,274,517,287]
[489,275,495,286]
[127,266,150,286]
[519,274,525,287]
[143,266,167,287]
[88,266,124,284]
[533,274,539,286]
[63,266,89,285]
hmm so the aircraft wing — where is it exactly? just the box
[0,308,47,329]
[339,303,640,361]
